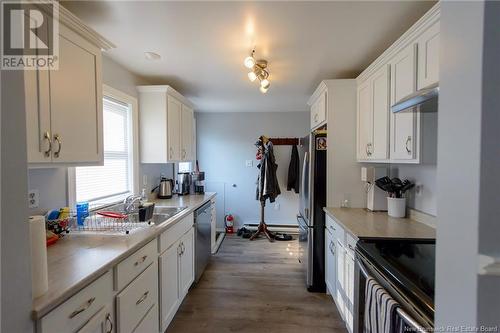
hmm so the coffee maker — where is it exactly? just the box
[177,172,191,195]
[191,171,205,194]
[361,167,388,211]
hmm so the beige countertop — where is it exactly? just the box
[32,193,216,320]
[323,207,436,240]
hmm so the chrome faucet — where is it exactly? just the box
[123,195,142,214]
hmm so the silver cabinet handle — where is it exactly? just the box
[43,131,52,157]
[182,149,186,160]
[329,225,335,231]
[105,313,113,333]
[314,113,319,122]
[69,297,95,319]
[329,240,335,256]
[180,242,185,255]
[53,134,62,158]
[348,244,355,251]
[177,244,182,256]
[136,291,149,305]
[169,147,174,159]
[366,143,372,156]
[134,255,147,266]
[405,136,412,154]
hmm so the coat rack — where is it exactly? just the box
[250,136,300,242]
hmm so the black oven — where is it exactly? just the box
[354,239,435,332]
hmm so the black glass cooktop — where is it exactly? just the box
[357,239,436,310]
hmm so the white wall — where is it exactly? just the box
[28,55,174,214]
[196,111,309,227]
[1,68,33,332]
[436,0,500,328]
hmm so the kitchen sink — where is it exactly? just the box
[153,206,188,217]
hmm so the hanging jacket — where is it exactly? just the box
[256,141,281,203]
[287,145,300,193]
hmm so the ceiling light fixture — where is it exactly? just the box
[144,51,161,60]
[244,49,271,93]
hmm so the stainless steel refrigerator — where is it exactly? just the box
[297,131,327,292]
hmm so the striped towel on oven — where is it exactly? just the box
[364,277,400,333]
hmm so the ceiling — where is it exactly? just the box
[62,1,436,113]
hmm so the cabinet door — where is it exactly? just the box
[132,304,158,333]
[310,102,318,128]
[49,25,103,164]
[390,43,417,105]
[76,306,113,333]
[316,91,327,125]
[180,105,194,161]
[390,44,418,161]
[167,96,182,161]
[371,65,390,160]
[345,254,355,333]
[25,64,52,163]
[417,21,440,90]
[335,240,346,319]
[357,81,372,160]
[179,228,195,298]
[159,242,180,332]
[325,231,336,296]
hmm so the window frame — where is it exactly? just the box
[68,85,139,208]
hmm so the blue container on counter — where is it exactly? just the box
[76,202,89,226]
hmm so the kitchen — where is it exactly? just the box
[1,1,499,333]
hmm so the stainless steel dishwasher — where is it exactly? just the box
[194,201,212,283]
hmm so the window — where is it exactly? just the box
[69,86,138,207]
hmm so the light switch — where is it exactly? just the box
[245,160,253,167]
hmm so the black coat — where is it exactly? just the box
[256,141,281,203]
[287,145,300,193]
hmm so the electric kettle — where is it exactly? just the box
[151,177,174,199]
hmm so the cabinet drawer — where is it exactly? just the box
[326,215,345,244]
[159,213,193,254]
[133,304,159,333]
[116,262,158,333]
[115,239,157,291]
[40,271,112,333]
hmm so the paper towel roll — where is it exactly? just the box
[29,215,48,298]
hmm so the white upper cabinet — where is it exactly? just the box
[138,86,195,163]
[417,21,440,90]
[181,104,194,161]
[356,81,372,160]
[356,3,439,164]
[167,96,182,161]
[357,65,390,161]
[309,86,327,130]
[371,65,390,160]
[50,26,103,164]
[25,8,113,167]
[389,43,420,162]
[390,43,417,106]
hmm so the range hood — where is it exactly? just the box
[391,83,439,113]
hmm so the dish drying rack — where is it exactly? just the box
[48,209,154,235]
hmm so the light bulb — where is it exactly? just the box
[260,85,269,94]
[260,79,270,89]
[244,56,255,69]
[248,71,257,82]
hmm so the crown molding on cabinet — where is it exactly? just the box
[35,2,115,51]
[307,81,328,106]
[356,2,440,83]
[137,85,195,109]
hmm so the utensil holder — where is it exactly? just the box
[387,197,406,218]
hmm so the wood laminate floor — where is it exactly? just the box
[166,234,347,333]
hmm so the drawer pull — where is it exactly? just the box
[136,291,149,305]
[105,313,113,333]
[69,297,95,319]
[348,244,355,251]
[134,255,148,266]
[329,225,335,231]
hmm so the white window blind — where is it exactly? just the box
[75,97,133,203]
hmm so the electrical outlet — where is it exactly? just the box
[245,160,253,167]
[28,189,39,208]
[415,184,423,196]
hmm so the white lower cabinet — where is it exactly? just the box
[159,224,195,332]
[325,216,356,333]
